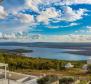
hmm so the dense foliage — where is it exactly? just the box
[37,75,58,84]
[59,77,75,84]
[87,64,91,73]
[0,49,33,53]
[37,76,49,84]
[0,52,86,71]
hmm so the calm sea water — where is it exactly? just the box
[0,46,89,61]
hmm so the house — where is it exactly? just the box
[87,58,91,64]
[65,63,74,69]
[82,58,91,71]
[82,64,88,71]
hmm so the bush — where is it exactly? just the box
[37,77,49,84]
[37,75,58,84]
[87,64,91,73]
[59,77,74,84]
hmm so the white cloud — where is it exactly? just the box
[15,13,35,23]
[1,0,42,13]
[69,23,78,26]
[50,0,91,5]
[1,0,25,13]
[0,20,32,33]
[47,26,62,29]
[37,8,59,23]
[64,0,91,5]
[0,0,88,23]
[0,13,35,33]
[1,32,91,42]
[0,32,41,42]
[0,0,90,42]
[86,26,91,33]
[75,26,91,34]
[60,6,87,22]
[25,0,43,12]
[36,34,91,42]
[36,0,91,5]
[0,6,7,19]
[47,23,78,29]
[1,0,91,13]
[0,32,29,40]
[87,26,91,29]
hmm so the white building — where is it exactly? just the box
[87,58,91,64]
[65,63,74,69]
[82,64,88,71]
[0,63,8,80]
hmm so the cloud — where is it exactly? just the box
[0,32,28,40]
[86,26,91,33]
[47,23,78,29]
[1,0,91,13]
[59,6,87,22]
[1,0,26,13]
[36,8,59,24]
[87,26,91,29]
[33,0,91,5]
[0,13,35,33]
[73,0,91,4]
[37,34,91,42]
[0,32,41,42]
[1,0,43,13]
[49,0,91,5]
[1,32,91,42]
[0,5,7,19]
[0,0,88,24]
[75,26,91,34]
[69,23,78,26]
[25,0,43,12]
[15,13,35,23]
[0,0,90,42]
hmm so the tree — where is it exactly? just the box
[37,76,49,84]
[87,64,91,73]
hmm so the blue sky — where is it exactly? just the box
[0,0,91,42]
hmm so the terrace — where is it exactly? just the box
[0,63,40,84]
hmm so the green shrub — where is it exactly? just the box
[87,64,91,73]
[37,75,58,84]
[37,76,49,84]
[59,77,74,84]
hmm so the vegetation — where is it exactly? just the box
[59,77,75,84]
[0,50,90,81]
[78,80,88,84]
[0,52,86,71]
[37,76,49,84]
[0,49,33,53]
[87,64,91,73]
[37,75,58,84]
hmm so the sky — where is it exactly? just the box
[0,0,91,42]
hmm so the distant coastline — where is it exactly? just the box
[0,42,90,60]
[0,42,91,52]
[63,50,91,56]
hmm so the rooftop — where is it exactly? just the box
[0,72,39,84]
[0,63,8,67]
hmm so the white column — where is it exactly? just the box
[5,66,7,80]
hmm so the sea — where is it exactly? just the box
[0,45,89,61]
